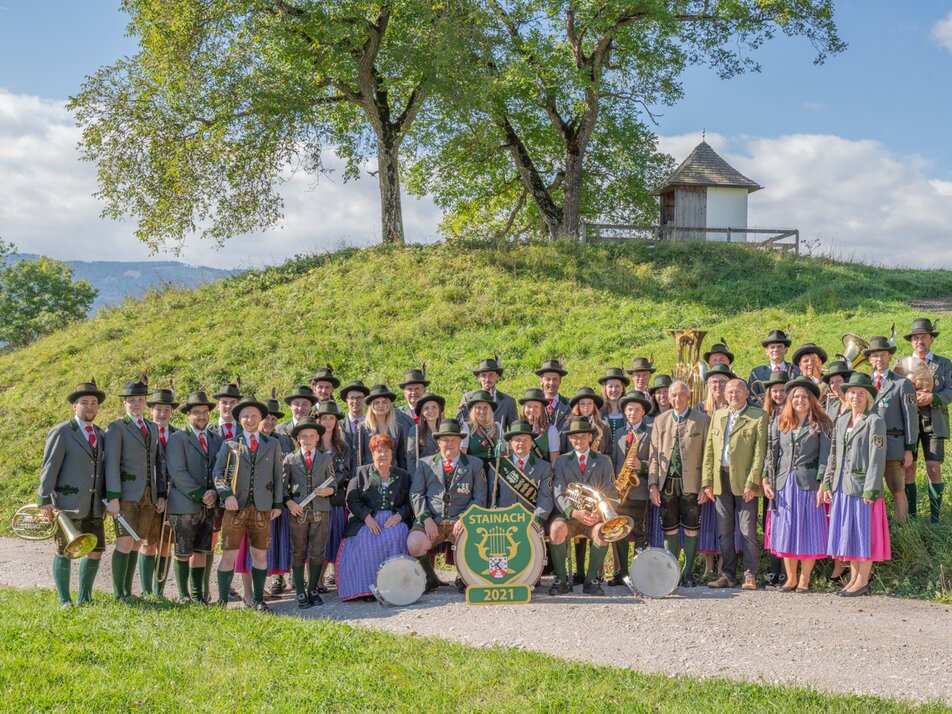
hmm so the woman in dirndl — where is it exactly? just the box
[517,388,561,463]
[405,392,444,477]
[762,377,832,592]
[316,400,352,593]
[336,434,413,601]
[821,373,891,597]
[598,367,630,444]
[760,370,789,588]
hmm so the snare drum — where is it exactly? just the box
[371,555,426,607]
[629,547,680,598]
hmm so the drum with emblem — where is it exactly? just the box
[628,547,680,598]
[371,555,426,607]
[454,516,546,587]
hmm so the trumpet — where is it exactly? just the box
[564,482,634,543]
[12,504,97,559]
[614,432,644,502]
[155,516,174,584]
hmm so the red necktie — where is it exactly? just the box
[85,425,96,448]
[305,451,313,468]
[138,420,148,437]
[518,458,525,470]
[547,399,554,413]
[250,434,258,453]
[198,433,207,453]
[225,423,233,439]
[875,375,882,390]
[159,427,167,446]
[443,459,453,473]
[919,354,927,362]
[626,430,634,445]
[773,365,780,372]
[413,414,420,424]
[579,454,586,473]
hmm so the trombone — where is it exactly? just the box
[155,516,174,584]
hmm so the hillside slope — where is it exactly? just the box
[3,240,950,595]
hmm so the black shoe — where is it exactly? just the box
[252,600,272,613]
[840,584,870,598]
[454,576,467,593]
[424,578,442,594]
[269,576,286,597]
[572,573,585,585]
[308,588,324,606]
[297,593,312,609]
[607,574,628,586]
[582,580,605,596]
[317,586,330,595]
[548,579,570,596]
[681,575,696,588]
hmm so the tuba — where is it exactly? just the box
[894,356,935,394]
[670,329,708,406]
[12,504,97,559]
[840,333,869,370]
[564,483,633,543]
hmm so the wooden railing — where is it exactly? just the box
[580,224,800,255]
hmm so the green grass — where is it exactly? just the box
[2,239,951,597]
[0,588,947,712]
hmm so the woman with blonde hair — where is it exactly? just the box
[461,390,502,467]
[598,367,630,444]
[359,384,408,470]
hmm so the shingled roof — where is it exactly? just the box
[653,141,762,194]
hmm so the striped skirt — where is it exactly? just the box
[767,474,828,559]
[323,505,347,563]
[335,511,409,601]
[645,501,663,548]
[235,509,292,575]
[827,492,891,562]
[699,501,743,554]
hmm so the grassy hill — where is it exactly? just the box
[2,239,951,596]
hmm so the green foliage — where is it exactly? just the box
[0,241,97,351]
[2,240,951,597]
[0,588,946,712]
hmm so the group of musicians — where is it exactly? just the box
[37,318,950,609]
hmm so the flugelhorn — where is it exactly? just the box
[564,483,634,543]
[12,504,97,559]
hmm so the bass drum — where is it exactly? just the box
[629,547,680,598]
[371,555,426,607]
[454,521,546,587]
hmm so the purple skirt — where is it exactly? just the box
[827,493,891,562]
[323,505,347,562]
[335,511,409,601]
[236,509,292,575]
[767,474,828,559]
[646,501,663,548]
[699,500,718,553]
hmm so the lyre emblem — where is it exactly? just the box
[475,525,518,579]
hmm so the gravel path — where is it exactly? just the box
[2,537,950,705]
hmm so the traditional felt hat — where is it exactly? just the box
[862,335,897,357]
[534,358,567,377]
[760,329,792,347]
[822,361,854,384]
[472,357,504,376]
[212,383,242,400]
[315,400,345,419]
[904,318,940,341]
[67,380,105,405]
[784,376,821,399]
[291,416,325,439]
[703,339,735,365]
[619,389,652,413]
[647,374,673,394]
[625,357,656,375]
[397,365,430,389]
[564,417,597,435]
[598,367,631,387]
[414,392,446,416]
[263,396,285,419]
[119,380,149,398]
[177,391,216,414]
[310,366,341,389]
[147,388,179,408]
[284,384,318,406]
[792,343,828,366]
[568,387,604,410]
[232,395,269,420]
[338,381,370,399]
[432,419,464,439]
[703,364,737,382]
[762,370,790,388]
[504,420,536,440]
[841,372,878,400]
[518,387,549,406]
[365,384,397,403]
[466,389,497,409]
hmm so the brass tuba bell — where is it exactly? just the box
[670,329,708,406]
[564,483,634,543]
[840,333,870,370]
[11,504,97,559]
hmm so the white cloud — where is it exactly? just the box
[932,10,952,53]
[657,132,952,269]
[0,90,441,270]
[800,102,828,111]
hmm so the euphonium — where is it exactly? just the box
[614,432,644,502]
[670,329,708,406]
[11,504,97,559]
[564,483,634,543]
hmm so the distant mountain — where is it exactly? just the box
[12,254,237,312]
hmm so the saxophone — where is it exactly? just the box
[614,431,644,502]
[591,417,604,453]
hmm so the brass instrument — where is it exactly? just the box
[670,329,708,406]
[840,333,869,370]
[101,499,142,541]
[155,517,174,584]
[894,357,935,393]
[564,483,634,543]
[12,504,97,559]
[223,439,242,495]
[591,418,604,453]
[614,432,644,502]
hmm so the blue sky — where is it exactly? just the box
[1,1,951,268]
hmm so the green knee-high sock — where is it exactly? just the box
[417,555,440,587]
[52,555,72,604]
[585,544,608,583]
[189,565,204,601]
[124,550,139,597]
[682,534,699,579]
[929,482,945,525]
[77,557,100,605]
[173,559,190,599]
[251,567,267,602]
[548,542,568,581]
[663,533,681,559]
[203,554,214,595]
[291,565,306,596]
[155,556,170,597]
[111,551,129,599]
[139,553,156,596]
[217,569,235,603]
[307,563,322,593]
[906,482,918,517]
[615,540,630,577]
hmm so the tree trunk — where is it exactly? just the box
[560,147,584,240]
[377,141,405,244]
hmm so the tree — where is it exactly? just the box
[70,1,455,249]
[0,242,97,350]
[409,0,844,241]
